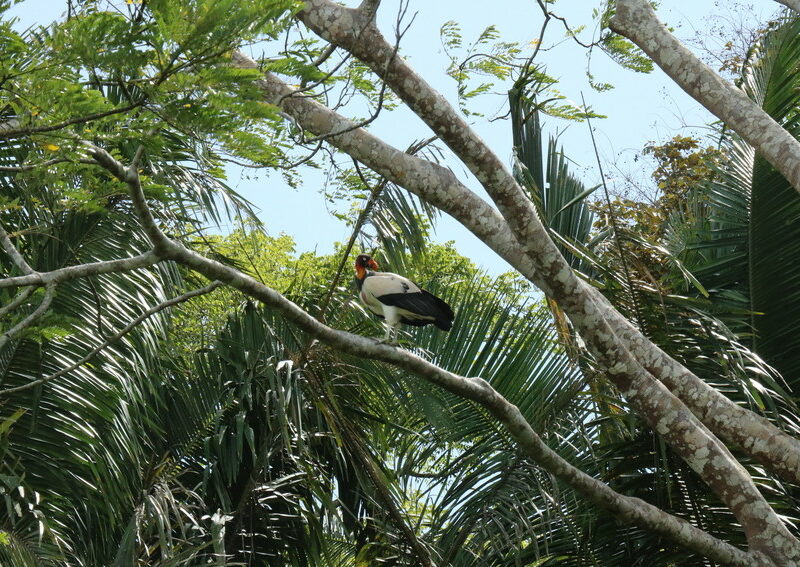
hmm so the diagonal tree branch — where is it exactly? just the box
[0,223,34,275]
[0,287,35,320]
[609,0,800,195]
[774,0,800,13]
[0,284,56,350]
[0,101,144,140]
[291,2,800,560]
[231,51,800,488]
[0,158,71,172]
[299,0,795,549]
[0,251,161,290]
[87,123,760,567]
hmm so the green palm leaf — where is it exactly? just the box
[684,15,800,391]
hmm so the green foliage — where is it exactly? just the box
[441,21,520,117]
[441,19,606,121]
[0,0,307,212]
[590,135,723,289]
[597,1,654,73]
[169,228,305,355]
[510,82,800,565]
[3,1,800,565]
[681,15,800,392]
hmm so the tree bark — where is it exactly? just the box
[3,2,799,562]
[234,50,800,487]
[775,0,800,13]
[610,0,800,195]
[290,1,800,562]
[73,146,759,567]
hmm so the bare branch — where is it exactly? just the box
[0,158,70,172]
[85,144,171,253]
[125,227,755,566]
[233,51,800,491]
[67,63,751,567]
[0,284,56,350]
[294,2,800,560]
[311,43,337,68]
[0,251,161,289]
[0,101,144,140]
[79,121,756,564]
[0,118,20,133]
[0,287,35,319]
[0,223,34,275]
[609,0,800,195]
[535,0,596,49]
[584,284,800,485]
[0,281,222,396]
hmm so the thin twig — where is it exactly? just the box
[311,43,337,68]
[279,0,408,146]
[82,116,754,566]
[318,171,386,323]
[0,281,222,396]
[0,101,144,140]
[581,91,643,328]
[535,0,596,49]
[0,287,35,319]
[0,283,56,349]
[0,158,71,172]
[317,135,437,322]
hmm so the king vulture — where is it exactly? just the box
[354,254,454,344]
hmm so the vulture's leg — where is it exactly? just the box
[376,305,400,346]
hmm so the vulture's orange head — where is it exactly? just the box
[355,254,379,278]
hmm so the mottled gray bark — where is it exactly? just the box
[586,285,800,484]
[0,224,34,275]
[0,251,161,289]
[232,50,800,490]
[0,287,35,319]
[775,0,800,13]
[290,1,800,562]
[610,0,800,195]
[77,147,756,567]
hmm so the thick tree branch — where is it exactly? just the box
[292,3,800,561]
[0,281,222,396]
[0,118,20,133]
[0,252,161,289]
[163,245,758,567]
[585,285,800,484]
[775,0,800,13]
[610,0,800,195]
[85,144,172,256]
[89,148,754,566]
[232,52,800,488]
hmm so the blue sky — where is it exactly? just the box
[8,0,781,273]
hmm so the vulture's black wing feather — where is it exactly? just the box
[377,290,454,330]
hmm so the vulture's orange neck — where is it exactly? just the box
[355,265,367,280]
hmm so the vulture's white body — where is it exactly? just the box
[359,272,434,327]
[354,262,454,344]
